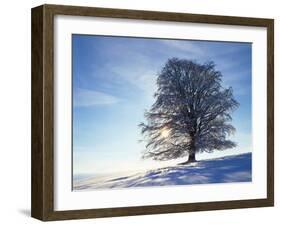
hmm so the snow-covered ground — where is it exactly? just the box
[73,153,252,191]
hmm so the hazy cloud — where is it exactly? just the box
[160,39,204,56]
[74,88,121,107]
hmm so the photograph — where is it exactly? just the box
[72,34,252,191]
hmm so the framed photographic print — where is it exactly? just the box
[31,4,274,221]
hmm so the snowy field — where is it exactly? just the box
[73,153,252,191]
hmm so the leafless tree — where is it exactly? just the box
[140,58,239,163]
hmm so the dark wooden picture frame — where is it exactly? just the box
[31,4,274,221]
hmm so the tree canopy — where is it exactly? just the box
[140,58,239,163]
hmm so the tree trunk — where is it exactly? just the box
[187,133,196,163]
[179,151,196,165]
[188,152,196,162]
[180,134,197,164]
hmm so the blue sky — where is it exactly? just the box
[72,35,252,175]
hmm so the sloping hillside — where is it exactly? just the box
[74,153,252,190]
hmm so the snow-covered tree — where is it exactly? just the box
[140,58,239,163]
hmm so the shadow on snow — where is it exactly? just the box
[74,153,252,190]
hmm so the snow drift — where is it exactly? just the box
[73,153,252,191]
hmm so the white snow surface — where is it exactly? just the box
[73,153,252,191]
